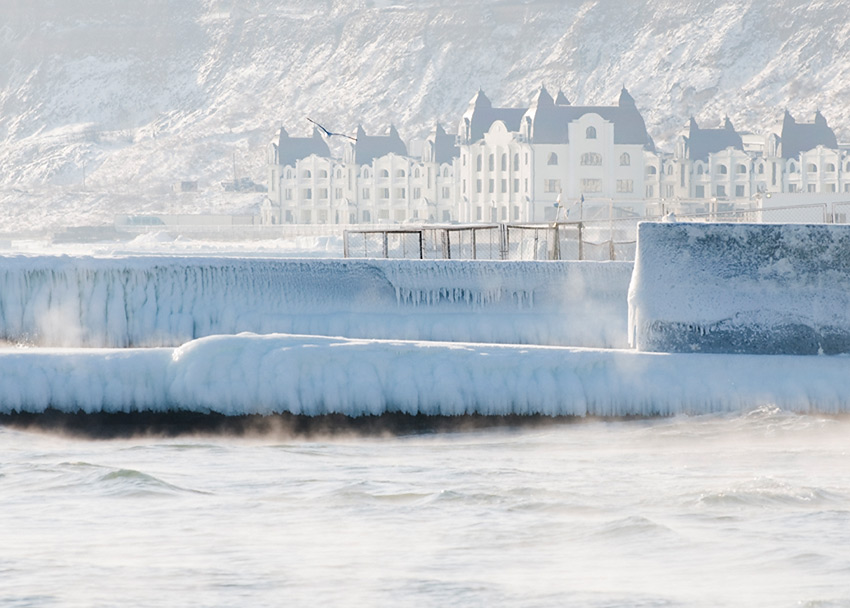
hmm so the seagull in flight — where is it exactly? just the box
[307,117,357,142]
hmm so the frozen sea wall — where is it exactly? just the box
[0,334,848,416]
[629,223,850,354]
[0,256,632,348]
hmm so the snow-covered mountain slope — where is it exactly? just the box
[1,0,849,232]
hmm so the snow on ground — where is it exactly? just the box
[0,333,847,417]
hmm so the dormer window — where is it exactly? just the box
[586,126,597,139]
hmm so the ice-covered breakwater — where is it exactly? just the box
[629,222,850,355]
[1,334,849,416]
[0,256,632,348]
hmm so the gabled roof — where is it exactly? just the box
[460,89,527,143]
[686,117,743,161]
[779,110,838,159]
[353,125,408,164]
[428,123,459,164]
[522,87,654,150]
[275,127,331,167]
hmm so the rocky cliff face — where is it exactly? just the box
[1,0,848,231]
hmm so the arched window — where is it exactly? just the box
[667,164,674,175]
[717,164,727,175]
[335,169,342,178]
[586,126,597,139]
[737,164,747,174]
[513,154,520,171]
[488,154,495,171]
[396,169,406,178]
[827,163,836,172]
[414,168,420,178]
[620,153,630,166]
[758,164,764,174]
[443,167,449,178]
[380,169,390,177]
[696,165,704,175]
[501,154,507,171]
[548,152,559,166]
[318,169,328,178]
[476,154,482,171]
[807,164,818,173]
[302,170,312,178]
[789,161,796,173]
[581,152,602,166]
[362,168,370,178]
[646,165,657,175]
[285,169,292,179]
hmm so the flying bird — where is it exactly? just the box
[307,117,357,142]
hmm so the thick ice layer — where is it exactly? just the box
[629,223,850,354]
[0,256,631,348]
[1,334,848,416]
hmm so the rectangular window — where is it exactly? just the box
[303,188,312,200]
[513,179,519,193]
[442,210,451,222]
[442,186,450,199]
[808,184,817,193]
[319,188,329,199]
[645,185,654,198]
[395,187,406,198]
[489,179,494,193]
[500,206,507,221]
[845,183,850,192]
[463,179,467,194]
[501,179,507,193]
[413,187,421,199]
[695,185,705,198]
[334,188,343,199]
[524,178,528,192]
[285,189,292,201]
[476,179,482,193]
[544,179,561,193]
[582,179,601,193]
[476,207,482,220]
[285,210,293,223]
[716,185,726,197]
[735,185,745,197]
[665,185,674,197]
[380,188,390,199]
[827,183,837,193]
[300,210,312,223]
[788,183,798,192]
[317,210,328,224]
[616,179,633,193]
[513,206,520,220]
[362,188,370,200]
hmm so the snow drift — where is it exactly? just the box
[1,333,849,417]
[628,222,850,354]
[0,256,632,348]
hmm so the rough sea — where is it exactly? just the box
[3,408,850,607]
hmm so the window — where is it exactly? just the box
[696,165,704,175]
[620,153,630,166]
[513,178,519,193]
[380,169,390,178]
[362,168,370,178]
[547,152,559,165]
[394,210,406,222]
[303,170,312,179]
[716,185,726,196]
[646,165,657,175]
[318,188,328,199]
[488,154,495,171]
[476,155,482,171]
[513,206,520,220]
[397,169,406,178]
[735,185,745,197]
[758,164,764,174]
[285,189,292,201]
[525,153,529,165]
[318,210,328,224]
[827,163,836,172]
[501,154,507,171]
[476,179,482,193]
[442,186,450,199]
[524,178,528,192]
[303,188,312,199]
[845,184,850,192]
[380,188,390,199]
[336,169,342,178]
[736,164,747,174]
[645,185,654,197]
[334,187,342,199]
[488,179,494,193]
[285,169,292,179]
[443,167,449,178]
[544,179,561,193]
[414,168,420,178]
[378,209,389,220]
[462,154,466,167]
[717,164,727,175]
[846,162,850,172]
[581,179,601,193]
[695,185,705,198]
[362,188,370,199]
[442,210,451,222]
[789,162,797,173]
[586,126,597,139]
[413,187,421,199]
[808,184,817,192]
[514,154,520,171]
[665,184,674,197]
[362,210,371,222]
[616,179,633,193]
[318,169,328,178]
[301,210,312,223]
[827,183,836,192]
[501,179,507,193]
[476,207,482,220]
[667,164,674,175]
[463,179,467,194]
[788,183,798,192]
[581,152,602,166]
[807,164,818,173]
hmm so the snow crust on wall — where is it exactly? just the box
[0,256,632,348]
[1,333,848,417]
[629,222,850,355]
